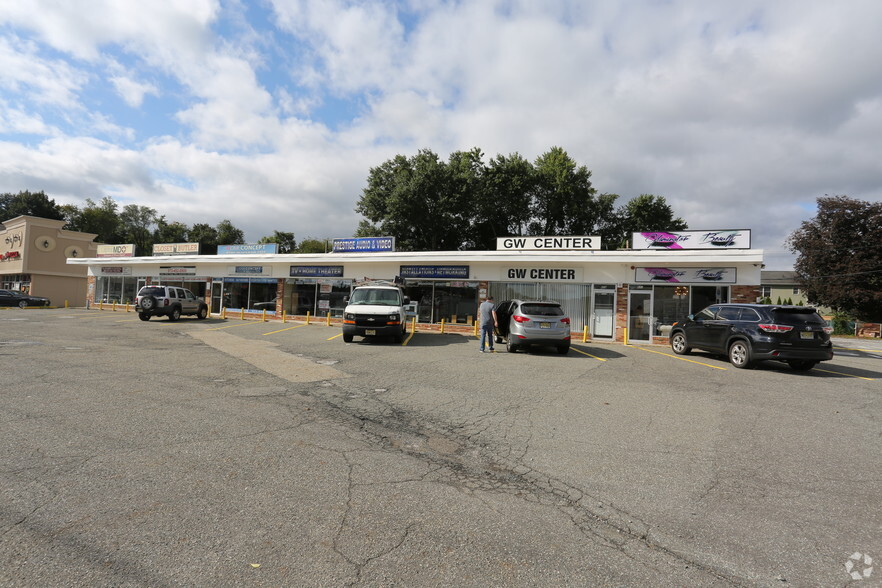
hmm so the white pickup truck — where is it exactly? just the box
[342,284,410,343]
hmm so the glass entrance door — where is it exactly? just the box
[628,290,652,342]
[210,281,223,315]
[592,289,615,338]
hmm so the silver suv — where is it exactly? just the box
[494,299,571,354]
[135,286,208,321]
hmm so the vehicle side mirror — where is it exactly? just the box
[343,296,349,303]
[402,296,410,305]
[687,314,695,321]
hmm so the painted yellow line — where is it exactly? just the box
[205,321,265,331]
[570,346,607,361]
[263,323,307,335]
[633,345,728,370]
[814,368,875,381]
[833,346,882,354]
[403,330,415,345]
[327,332,342,341]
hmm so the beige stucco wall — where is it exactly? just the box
[0,215,98,305]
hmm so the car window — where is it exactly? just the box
[185,291,197,300]
[717,307,741,320]
[139,287,165,296]
[697,306,718,320]
[741,308,761,322]
[772,308,825,325]
[520,303,564,316]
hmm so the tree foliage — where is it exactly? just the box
[258,230,297,253]
[0,190,65,221]
[788,195,882,321]
[355,147,689,251]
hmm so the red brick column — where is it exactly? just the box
[731,285,760,304]
[615,284,629,343]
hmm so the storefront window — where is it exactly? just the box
[400,281,479,324]
[652,285,690,336]
[691,285,728,314]
[285,279,351,317]
[491,283,591,331]
[223,278,277,310]
[96,276,139,303]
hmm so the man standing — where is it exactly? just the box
[478,295,497,352]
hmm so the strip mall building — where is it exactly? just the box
[68,230,763,344]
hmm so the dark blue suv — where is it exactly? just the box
[669,303,833,370]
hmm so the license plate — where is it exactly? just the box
[365,329,376,336]
[800,331,813,340]
[540,322,551,329]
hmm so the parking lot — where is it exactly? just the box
[2,308,880,586]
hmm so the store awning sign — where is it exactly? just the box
[496,236,601,251]
[636,267,737,283]
[632,230,750,250]
[153,242,200,256]
[96,244,135,257]
[229,265,269,276]
[399,265,469,279]
[218,243,278,255]
[504,267,580,281]
[159,266,196,276]
[290,265,344,277]
[100,266,131,275]
[332,237,395,252]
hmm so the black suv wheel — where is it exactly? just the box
[728,340,752,369]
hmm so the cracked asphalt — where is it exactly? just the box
[1,309,880,587]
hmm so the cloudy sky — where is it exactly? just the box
[2,1,881,269]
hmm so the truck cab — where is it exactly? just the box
[342,284,410,343]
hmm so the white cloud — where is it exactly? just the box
[110,76,158,108]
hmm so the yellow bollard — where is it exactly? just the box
[65,300,69,308]
[582,326,588,342]
[473,321,478,337]
[240,308,245,320]
[440,318,446,334]
[99,301,104,311]
[222,307,226,320]
[411,316,417,333]
[326,312,331,326]
[112,302,117,312]
[282,310,286,323]
[262,309,267,322]
[623,327,629,345]
[306,312,311,325]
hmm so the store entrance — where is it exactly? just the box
[592,288,615,338]
[628,290,652,342]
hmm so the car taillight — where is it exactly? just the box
[823,326,833,334]
[163,299,170,306]
[560,317,570,324]
[512,315,529,323]
[758,324,793,333]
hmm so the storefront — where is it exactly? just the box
[70,230,763,343]
[1,215,99,306]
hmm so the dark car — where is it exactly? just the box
[0,289,51,308]
[494,299,571,354]
[669,303,833,370]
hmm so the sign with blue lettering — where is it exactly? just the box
[332,237,395,253]
[290,265,344,278]
[224,277,277,284]
[218,243,279,255]
[400,265,470,279]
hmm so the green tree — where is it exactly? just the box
[788,195,882,321]
[189,223,219,254]
[154,217,189,243]
[470,152,535,249]
[618,194,689,248]
[297,237,331,253]
[529,147,598,236]
[119,204,158,256]
[258,230,297,253]
[216,219,245,245]
[356,149,466,251]
[354,219,383,238]
[0,190,65,221]
[63,197,123,243]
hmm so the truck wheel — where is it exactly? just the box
[169,307,181,321]
[140,296,156,311]
[18,300,27,309]
[343,333,353,343]
[196,305,208,320]
[138,313,150,321]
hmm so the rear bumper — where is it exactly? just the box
[752,346,834,362]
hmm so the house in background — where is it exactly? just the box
[760,270,810,305]
[0,215,99,307]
